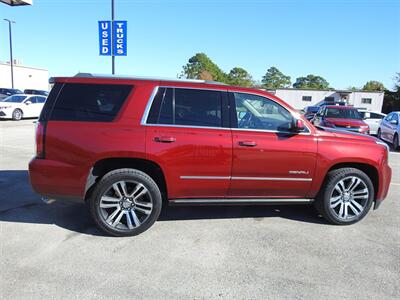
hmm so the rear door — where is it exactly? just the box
[228,92,317,198]
[144,87,232,199]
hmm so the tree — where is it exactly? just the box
[346,86,359,91]
[394,73,400,92]
[261,67,291,89]
[180,53,227,82]
[293,74,330,89]
[227,67,253,87]
[362,80,386,91]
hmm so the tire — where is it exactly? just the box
[393,134,399,151]
[89,168,162,237]
[377,129,381,140]
[314,168,374,225]
[12,109,23,121]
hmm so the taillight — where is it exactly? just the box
[35,121,45,158]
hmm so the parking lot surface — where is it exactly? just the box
[1,120,399,299]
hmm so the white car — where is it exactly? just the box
[358,110,386,135]
[0,94,47,120]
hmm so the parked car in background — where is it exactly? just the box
[312,105,369,134]
[378,111,400,150]
[303,106,320,121]
[358,110,386,135]
[0,94,47,120]
[28,74,391,237]
[24,89,49,96]
[0,88,23,100]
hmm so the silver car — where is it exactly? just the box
[378,111,400,150]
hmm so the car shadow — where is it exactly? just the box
[0,170,327,237]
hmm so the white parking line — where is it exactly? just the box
[391,182,400,186]
[1,145,33,151]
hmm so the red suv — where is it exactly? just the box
[312,105,370,134]
[29,74,392,236]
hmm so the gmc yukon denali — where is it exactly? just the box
[29,74,392,236]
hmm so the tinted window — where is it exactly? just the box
[4,95,27,103]
[147,88,223,128]
[37,96,46,103]
[370,113,384,119]
[233,93,293,131]
[147,88,173,124]
[175,89,222,127]
[27,97,38,104]
[302,96,312,102]
[50,83,132,122]
[325,108,361,119]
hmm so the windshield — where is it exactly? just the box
[2,95,28,103]
[326,108,362,119]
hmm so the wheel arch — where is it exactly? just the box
[325,162,379,200]
[84,157,167,202]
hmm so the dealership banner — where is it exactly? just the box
[98,21,127,56]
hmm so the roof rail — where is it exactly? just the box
[72,73,227,85]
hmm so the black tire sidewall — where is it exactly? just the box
[318,168,374,225]
[89,169,162,237]
[394,134,399,150]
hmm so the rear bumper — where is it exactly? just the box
[29,157,86,201]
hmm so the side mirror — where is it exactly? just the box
[292,119,305,132]
[390,119,398,125]
[25,101,32,105]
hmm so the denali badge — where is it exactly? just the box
[289,170,309,175]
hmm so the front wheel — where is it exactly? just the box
[89,168,162,237]
[314,168,374,225]
[12,109,23,121]
[377,129,381,139]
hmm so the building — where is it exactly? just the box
[0,61,49,91]
[268,88,384,112]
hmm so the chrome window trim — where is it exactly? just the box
[141,86,313,136]
[180,176,312,182]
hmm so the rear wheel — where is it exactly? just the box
[393,134,399,151]
[12,109,23,121]
[314,168,374,225]
[377,128,382,139]
[89,168,162,237]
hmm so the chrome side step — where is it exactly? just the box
[169,198,313,206]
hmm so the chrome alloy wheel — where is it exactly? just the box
[329,176,369,221]
[99,180,153,230]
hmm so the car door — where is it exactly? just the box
[145,87,232,199]
[22,96,37,117]
[381,113,394,141]
[228,91,317,198]
[388,113,399,141]
[35,96,46,117]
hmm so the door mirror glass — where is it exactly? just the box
[25,101,32,105]
[292,119,305,132]
[390,119,398,125]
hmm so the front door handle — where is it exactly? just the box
[154,136,176,143]
[238,140,257,147]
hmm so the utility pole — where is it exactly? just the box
[111,0,115,74]
[4,19,15,88]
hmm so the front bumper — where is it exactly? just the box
[374,161,392,209]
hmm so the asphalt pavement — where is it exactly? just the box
[0,119,399,299]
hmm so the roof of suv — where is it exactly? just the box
[50,73,228,86]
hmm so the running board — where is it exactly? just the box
[169,198,313,206]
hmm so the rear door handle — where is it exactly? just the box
[154,136,176,143]
[238,140,257,147]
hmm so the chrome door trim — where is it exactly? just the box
[180,176,312,182]
[170,198,313,205]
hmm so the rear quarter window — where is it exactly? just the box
[49,83,132,122]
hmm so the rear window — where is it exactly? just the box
[49,83,132,122]
[326,108,362,119]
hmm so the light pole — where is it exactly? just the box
[4,19,15,88]
[111,0,115,74]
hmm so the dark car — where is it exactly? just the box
[0,88,23,100]
[312,105,370,134]
[303,106,320,121]
[29,74,391,236]
[24,89,49,96]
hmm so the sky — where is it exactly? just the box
[1,0,399,90]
